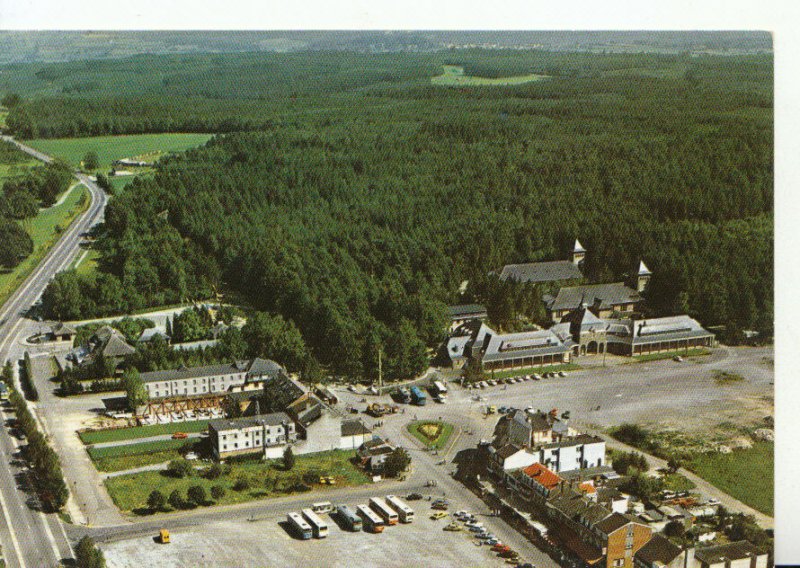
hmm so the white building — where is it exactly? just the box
[140,358,283,399]
[208,412,297,460]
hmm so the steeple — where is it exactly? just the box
[571,239,586,265]
[637,260,652,292]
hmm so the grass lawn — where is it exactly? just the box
[25,133,213,170]
[88,439,194,472]
[686,441,773,515]
[72,247,101,276]
[0,185,89,306]
[0,160,39,181]
[407,420,455,450]
[631,348,710,363]
[79,420,211,445]
[660,473,697,493]
[0,108,7,127]
[432,65,548,86]
[105,450,370,514]
[108,174,144,194]
[486,363,581,381]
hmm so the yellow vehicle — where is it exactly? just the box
[443,522,463,531]
[487,405,497,414]
[159,529,170,544]
[430,511,449,521]
[318,476,336,485]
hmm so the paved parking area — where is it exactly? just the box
[101,507,540,568]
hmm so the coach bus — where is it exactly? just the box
[356,504,384,533]
[287,512,313,540]
[385,495,414,523]
[369,497,399,526]
[301,508,329,538]
[336,504,362,532]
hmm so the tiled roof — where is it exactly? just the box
[447,304,487,318]
[549,282,640,312]
[635,534,682,566]
[101,334,136,358]
[209,411,291,432]
[593,512,636,535]
[522,463,562,490]
[496,444,525,460]
[341,419,370,437]
[695,541,764,564]
[499,260,582,284]
[578,482,596,494]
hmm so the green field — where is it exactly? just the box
[486,363,581,381]
[687,441,773,515]
[25,133,213,169]
[79,420,211,445]
[72,248,101,276]
[108,174,142,194]
[105,450,369,513]
[631,348,711,363]
[0,185,89,306]
[88,439,192,472]
[407,420,455,450]
[432,65,548,86]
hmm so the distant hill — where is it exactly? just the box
[0,30,772,65]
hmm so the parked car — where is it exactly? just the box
[406,493,423,501]
[558,371,567,377]
[443,522,463,531]
[430,511,449,520]
[533,374,541,380]
[171,432,188,439]
[673,355,684,362]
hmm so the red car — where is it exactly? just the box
[171,432,188,439]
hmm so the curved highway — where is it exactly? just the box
[0,136,108,567]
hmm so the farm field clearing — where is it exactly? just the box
[431,65,548,86]
[25,133,213,169]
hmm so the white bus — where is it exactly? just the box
[287,512,313,540]
[356,504,384,533]
[301,508,329,538]
[336,504,362,532]
[385,495,414,523]
[433,380,448,397]
[311,501,334,515]
[369,497,398,526]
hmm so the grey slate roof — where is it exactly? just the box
[635,534,682,566]
[138,328,170,342]
[341,419,370,437]
[447,304,487,319]
[594,512,636,535]
[208,411,291,432]
[481,328,571,363]
[50,322,76,336]
[140,362,247,384]
[499,260,582,284]
[695,541,764,564]
[549,282,641,312]
[101,334,136,358]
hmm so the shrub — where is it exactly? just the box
[168,489,185,510]
[166,458,194,478]
[187,485,206,506]
[204,463,223,480]
[283,446,295,470]
[146,490,166,512]
[210,485,226,500]
[233,477,250,491]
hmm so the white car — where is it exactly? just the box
[558,371,567,377]
[488,380,497,386]
[533,374,542,380]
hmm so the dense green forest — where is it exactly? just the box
[21,50,771,379]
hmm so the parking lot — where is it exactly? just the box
[101,501,542,568]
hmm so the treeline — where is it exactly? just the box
[35,51,773,379]
[0,143,73,269]
[1,361,69,510]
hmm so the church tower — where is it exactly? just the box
[571,239,586,265]
[637,260,652,292]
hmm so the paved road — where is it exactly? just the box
[0,137,108,567]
